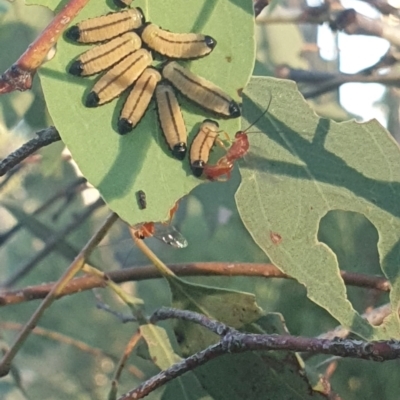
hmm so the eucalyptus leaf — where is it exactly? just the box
[169,275,263,355]
[39,0,255,225]
[236,76,400,340]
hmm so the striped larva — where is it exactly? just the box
[162,62,240,118]
[155,83,187,160]
[85,49,153,107]
[141,23,216,59]
[118,68,162,134]
[69,32,142,77]
[65,9,144,43]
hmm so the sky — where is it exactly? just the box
[316,0,390,126]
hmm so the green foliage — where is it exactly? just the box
[2,0,400,399]
[169,275,263,355]
[236,76,400,340]
[140,324,211,399]
[39,0,255,225]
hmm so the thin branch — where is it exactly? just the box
[0,321,144,379]
[111,330,143,394]
[0,0,90,94]
[94,294,137,324]
[276,46,400,98]
[151,307,231,337]
[256,4,331,24]
[360,0,400,17]
[119,308,400,399]
[258,3,400,49]
[330,8,400,47]
[119,342,224,399]
[1,198,105,288]
[302,70,400,98]
[0,212,119,378]
[0,127,61,177]
[0,263,390,306]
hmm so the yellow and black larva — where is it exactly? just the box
[140,23,216,59]
[69,32,142,77]
[118,68,162,135]
[113,0,133,8]
[162,62,240,118]
[190,119,220,177]
[155,83,187,160]
[86,48,153,107]
[65,8,144,44]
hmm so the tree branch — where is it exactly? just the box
[0,0,90,94]
[0,127,61,177]
[0,263,390,306]
[119,308,400,399]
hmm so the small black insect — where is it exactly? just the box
[137,190,147,210]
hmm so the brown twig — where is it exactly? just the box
[119,307,400,399]
[0,263,390,306]
[111,330,143,395]
[0,127,61,177]
[256,3,331,24]
[302,71,400,98]
[0,212,119,377]
[0,0,90,94]
[330,8,400,46]
[360,0,400,17]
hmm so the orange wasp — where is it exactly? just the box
[132,201,187,248]
[203,96,272,181]
[203,131,250,180]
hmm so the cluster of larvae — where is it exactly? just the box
[65,5,240,177]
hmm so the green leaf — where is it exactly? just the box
[140,324,210,400]
[169,275,263,355]
[162,373,212,400]
[140,324,181,370]
[25,0,60,10]
[235,76,400,340]
[39,0,255,225]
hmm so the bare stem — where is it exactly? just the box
[130,228,176,278]
[0,264,390,306]
[118,308,400,399]
[0,127,61,177]
[0,0,91,94]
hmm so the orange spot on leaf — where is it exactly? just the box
[270,231,282,245]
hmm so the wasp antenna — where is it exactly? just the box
[243,93,272,133]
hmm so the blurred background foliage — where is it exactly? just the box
[0,0,398,399]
